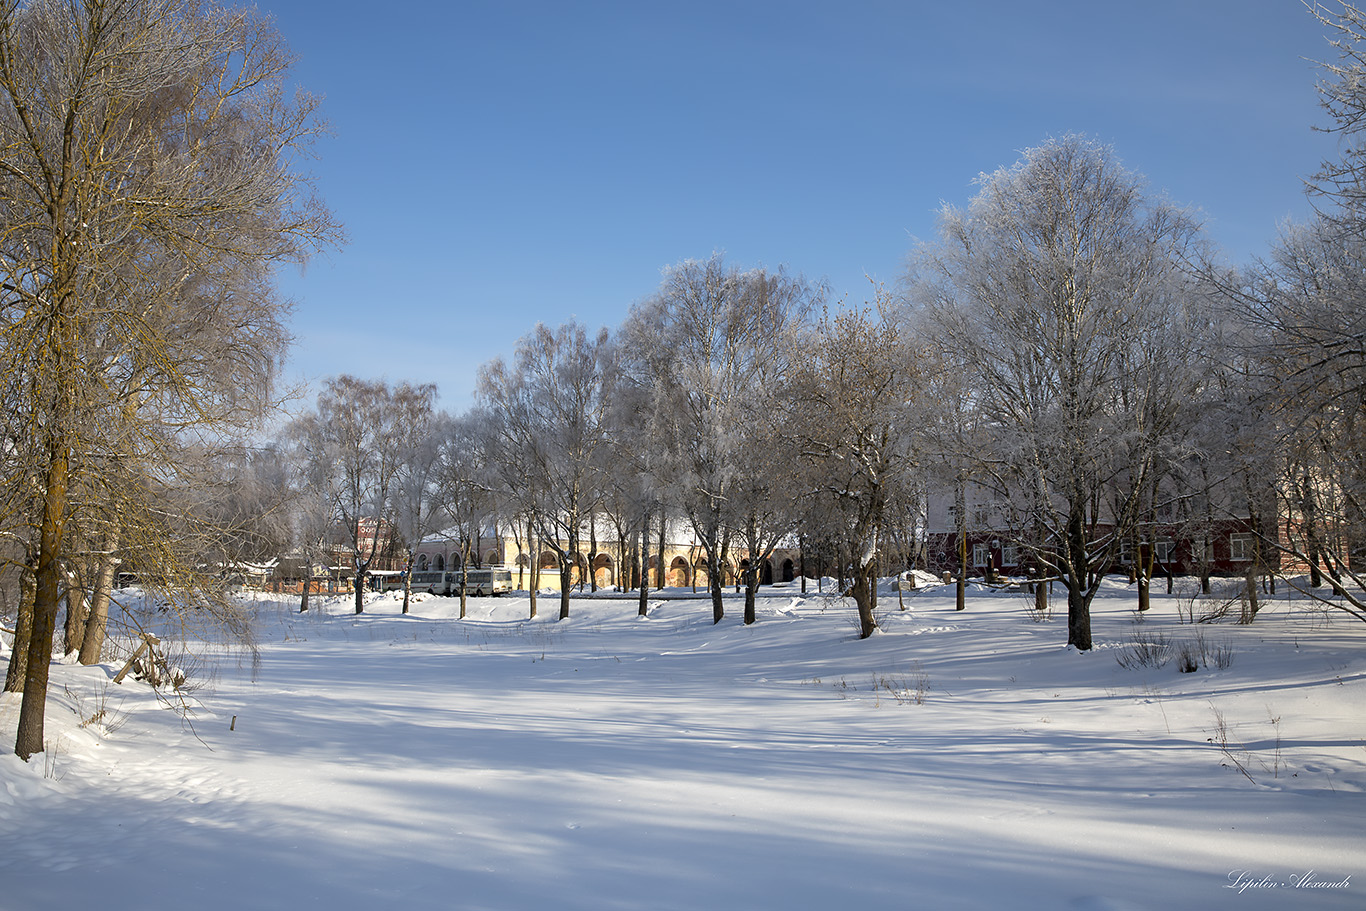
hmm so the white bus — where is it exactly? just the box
[371,570,406,593]
[406,568,514,597]
[408,570,458,595]
[457,567,514,597]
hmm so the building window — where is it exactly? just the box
[972,543,991,568]
[1154,540,1175,564]
[1001,544,1021,567]
[1119,540,1135,564]
[1230,533,1257,563]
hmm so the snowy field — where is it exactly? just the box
[1,577,1363,910]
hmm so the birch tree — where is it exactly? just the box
[435,411,496,620]
[392,411,448,615]
[624,256,817,624]
[905,135,1203,650]
[299,377,433,615]
[283,419,338,614]
[478,322,617,620]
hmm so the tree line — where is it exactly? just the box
[275,6,1366,650]
[2,0,1365,762]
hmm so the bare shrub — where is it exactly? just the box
[1176,643,1199,673]
[1168,629,1235,674]
[1208,705,1256,783]
[1192,628,1235,670]
[1115,627,1173,669]
[62,683,129,734]
[873,664,931,705]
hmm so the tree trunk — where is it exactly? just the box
[657,518,667,589]
[1302,476,1324,588]
[559,527,575,619]
[300,552,312,613]
[1137,542,1152,613]
[17,421,73,759]
[401,550,413,614]
[709,569,725,624]
[460,540,470,619]
[1065,511,1093,651]
[4,556,36,693]
[353,560,367,614]
[956,479,967,611]
[616,517,628,594]
[558,556,572,619]
[743,517,759,625]
[588,515,598,593]
[79,542,119,666]
[638,512,650,618]
[851,566,878,639]
[63,569,88,657]
[1244,568,1261,621]
[708,545,725,624]
[527,518,538,619]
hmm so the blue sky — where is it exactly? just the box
[266,0,1334,410]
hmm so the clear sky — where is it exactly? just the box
[264,0,1335,411]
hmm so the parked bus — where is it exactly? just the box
[409,570,458,595]
[407,568,513,597]
[371,570,406,593]
[456,567,514,596]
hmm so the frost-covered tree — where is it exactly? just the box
[905,135,1204,650]
[1189,5,1366,622]
[605,338,675,617]
[623,256,817,625]
[721,280,812,626]
[295,377,434,615]
[1309,1,1366,229]
[478,321,617,620]
[1231,216,1366,620]
[281,420,338,614]
[392,410,449,615]
[434,410,496,619]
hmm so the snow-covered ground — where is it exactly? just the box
[1,577,1362,910]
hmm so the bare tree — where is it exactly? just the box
[1228,215,1366,620]
[624,256,817,624]
[0,0,337,758]
[282,418,339,614]
[792,292,928,638]
[479,322,617,620]
[477,371,548,619]
[298,377,434,615]
[390,408,447,615]
[905,135,1203,651]
[434,411,496,620]
[603,348,672,617]
[1309,1,1366,229]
